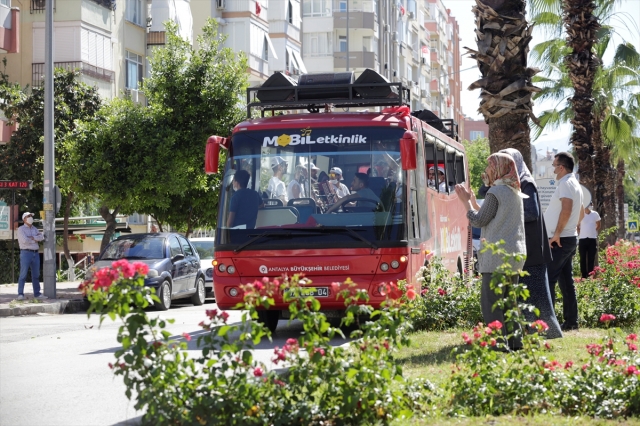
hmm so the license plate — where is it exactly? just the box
[285,287,330,298]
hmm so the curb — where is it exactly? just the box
[0,298,89,317]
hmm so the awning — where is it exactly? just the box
[291,49,308,74]
[35,223,132,236]
[265,34,278,60]
[287,47,299,70]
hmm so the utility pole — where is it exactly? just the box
[43,0,56,298]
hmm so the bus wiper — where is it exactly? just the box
[233,230,323,253]
[316,226,378,250]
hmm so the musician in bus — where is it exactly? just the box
[325,172,381,213]
[267,156,288,204]
[428,166,448,192]
[287,164,308,200]
[329,167,350,198]
[227,170,263,229]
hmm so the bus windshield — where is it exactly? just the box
[216,126,407,250]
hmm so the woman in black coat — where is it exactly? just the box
[499,148,562,339]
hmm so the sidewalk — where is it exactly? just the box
[0,280,88,317]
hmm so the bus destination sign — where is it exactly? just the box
[0,180,33,190]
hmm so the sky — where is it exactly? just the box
[444,0,640,154]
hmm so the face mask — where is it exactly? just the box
[330,179,338,185]
[26,217,33,224]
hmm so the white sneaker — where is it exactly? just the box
[35,294,48,300]
[17,295,25,300]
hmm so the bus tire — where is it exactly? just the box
[257,310,279,333]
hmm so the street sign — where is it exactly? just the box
[629,221,638,232]
[0,180,33,190]
[535,178,591,212]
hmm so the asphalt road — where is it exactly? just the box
[0,299,347,426]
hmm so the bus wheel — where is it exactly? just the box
[257,310,279,334]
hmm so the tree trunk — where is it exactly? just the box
[591,112,616,246]
[616,159,625,240]
[99,205,120,254]
[466,0,540,170]
[563,0,600,204]
[63,191,75,281]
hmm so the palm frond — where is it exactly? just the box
[614,43,640,68]
[602,114,632,144]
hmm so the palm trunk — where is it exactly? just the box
[99,205,120,254]
[563,0,600,202]
[616,159,625,240]
[591,112,616,246]
[466,0,540,170]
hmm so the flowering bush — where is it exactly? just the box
[446,245,640,418]
[409,257,482,331]
[81,261,432,425]
[576,240,640,328]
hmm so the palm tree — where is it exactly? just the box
[465,0,541,170]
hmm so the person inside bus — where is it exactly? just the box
[227,170,264,229]
[326,172,381,213]
[454,153,527,350]
[287,164,308,200]
[500,148,562,340]
[329,167,351,198]
[428,166,448,192]
[268,156,288,204]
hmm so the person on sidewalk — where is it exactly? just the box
[578,202,601,279]
[17,212,47,300]
[543,152,584,331]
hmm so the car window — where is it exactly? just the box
[101,236,164,260]
[191,241,214,258]
[178,236,194,256]
[168,236,182,257]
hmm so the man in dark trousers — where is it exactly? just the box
[17,212,47,300]
[578,202,601,278]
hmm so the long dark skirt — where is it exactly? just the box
[480,273,522,350]
[521,264,563,339]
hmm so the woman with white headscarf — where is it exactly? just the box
[455,153,527,349]
[500,148,563,339]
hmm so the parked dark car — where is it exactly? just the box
[88,233,205,310]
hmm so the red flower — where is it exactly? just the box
[586,344,602,356]
[387,282,403,299]
[462,332,472,345]
[490,338,497,347]
[182,332,191,342]
[599,314,616,323]
[406,287,417,300]
[205,309,218,319]
[488,320,502,330]
[253,367,263,377]
[132,262,149,276]
[544,341,551,350]
[564,361,573,370]
[626,333,638,342]
[313,347,326,357]
[628,343,638,352]
[437,288,446,296]
[480,341,487,347]
[626,365,640,376]
[220,311,230,322]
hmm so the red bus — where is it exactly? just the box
[205,69,472,331]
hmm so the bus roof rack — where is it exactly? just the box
[247,69,411,118]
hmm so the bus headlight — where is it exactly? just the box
[391,260,400,269]
[380,263,389,271]
[227,266,236,274]
[229,288,239,297]
[218,264,227,273]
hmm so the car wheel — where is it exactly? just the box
[191,277,205,306]
[257,310,279,333]
[155,281,172,311]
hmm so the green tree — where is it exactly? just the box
[75,19,247,248]
[0,63,102,277]
[462,137,490,196]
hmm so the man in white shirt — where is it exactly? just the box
[329,167,350,198]
[17,212,47,300]
[543,152,584,331]
[287,165,307,200]
[267,156,288,204]
[578,202,601,278]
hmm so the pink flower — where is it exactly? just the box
[600,314,616,323]
[626,365,640,376]
[480,341,487,347]
[286,338,297,346]
[220,311,230,322]
[488,320,503,330]
[490,338,497,347]
[531,320,549,332]
[544,341,551,350]
[437,288,446,296]
[253,367,264,377]
[626,334,638,342]
[462,332,472,345]
[582,363,589,371]
[205,309,218,319]
[586,344,603,356]
[628,343,638,352]
[182,332,191,342]
[564,361,573,370]
[406,288,417,300]
[132,262,149,276]
[252,281,264,292]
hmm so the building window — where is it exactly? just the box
[126,51,143,89]
[339,36,347,52]
[302,0,331,17]
[1,0,10,7]
[338,0,347,11]
[303,32,332,56]
[288,0,293,24]
[126,0,143,26]
[469,131,485,141]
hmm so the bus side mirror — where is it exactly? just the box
[205,136,228,174]
[400,131,417,170]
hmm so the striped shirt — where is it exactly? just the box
[17,224,43,250]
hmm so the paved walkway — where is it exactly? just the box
[0,280,87,317]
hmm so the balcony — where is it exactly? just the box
[32,62,114,88]
[333,11,375,32]
[333,51,376,70]
[269,21,300,41]
[0,7,20,53]
[430,79,439,93]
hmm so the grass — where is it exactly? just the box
[391,327,639,425]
